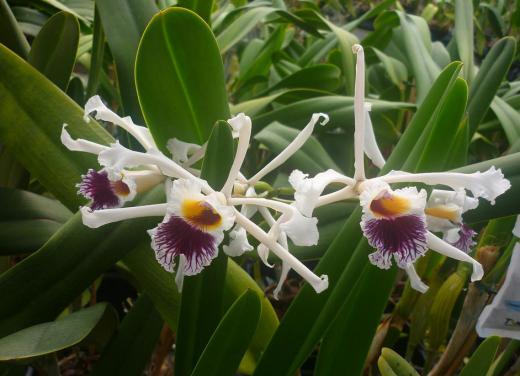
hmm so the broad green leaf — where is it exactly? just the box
[254,121,340,174]
[0,148,28,188]
[136,7,229,148]
[0,303,117,361]
[0,44,112,211]
[253,61,463,376]
[40,0,89,24]
[454,0,474,84]
[175,121,235,376]
[91,295,163,376]
[85,7,104,98]
[0,0,29,59]
[467,37,516,136]
[28,11,79,91]
[459,337,500,376]
[191,290,261,376]
[178,0,214,24]
[0,188,72,254]
[96,0,158,121]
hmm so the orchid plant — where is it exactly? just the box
[61,44,510,299]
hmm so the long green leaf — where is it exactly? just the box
[175,121,235,376]
[0,303,117,361]
[467,37,516,136]
[454,0,474,84]
[459,337,500,376]
[0,0,29,59]
[191,290,261,376]
[178,0,214,24]
[96,0,158,121]
[136,7,229,148]
[27,11,79,91]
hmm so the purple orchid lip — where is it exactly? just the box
[448,224,477,253]
[363,214,428,269]
[77,169,130,210]
[151,215,217,275]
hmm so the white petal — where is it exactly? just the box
[234,210,328,293]
[426,231,484,281]
[221,114,252,196]
[257,243,274,267]
[124,169,164,194]
[404,263,429,293]
[289,169,352,217]
[61,124,109,154]
[227,113,251,138]
[280,210,319,246]
[81,203,168,228]
[175,255,186,292]
[363,106,385,169]
[248,113,329,185]
[273,261,291,300]
[513,215,520,238]
[223,226,253,257]
[166,138,201,164]
[84,96,155,150]
[206,192,235,232]
[379,167,511,204]
[353,43,366,180]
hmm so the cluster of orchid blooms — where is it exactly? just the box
[61,44,510,297]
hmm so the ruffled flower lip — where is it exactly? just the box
[77,169,131,210]
[151,215,218,275]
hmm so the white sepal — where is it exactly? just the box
[61,124,109,155]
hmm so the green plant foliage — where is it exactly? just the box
[27,11,79,91]
[0,303,117,361]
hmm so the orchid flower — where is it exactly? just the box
[61,100,330,295]
[287,44,511,293]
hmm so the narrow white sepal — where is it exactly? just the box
[363,105,385,169]
[248,113,329,185]
[84,95,155,150]
[352,43,366,181]
[223,226,254,257]
[426,231,484,281]
[234,210,328,293]
[80,203,168,228]
[273,261,291,300]
[404,263,429,293]
[166,138,201,164]
[175,255,186,292]
[61,124,109,155]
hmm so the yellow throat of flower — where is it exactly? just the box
[181,199,222,231]
[370,190,411,218]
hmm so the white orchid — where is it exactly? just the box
[62,99,330,295]
[287,44,511,293]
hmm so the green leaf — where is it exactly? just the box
[467,37,516,136]
[91,295,163,376]
[191,290,261,376]
[86,7,105,98]
[454,0,474,84]
[96,0,158,121]
[256,64,341,97]
[0,44,112,211]
[0,0,29,59]
[459,336,500,376]
[27,11,79,91]
[136,7,229,148]
[0,188,72,254]
[254,121,340,174]
[370,47,408,87]
[490,96,520,145]
[178,0,214,24]
[0,303,117,361]
[175,121,235,376]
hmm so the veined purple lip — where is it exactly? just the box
[363,214,428,269]
[78,169,130,210]
[448,224,477,253]
[151,215,218,275]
